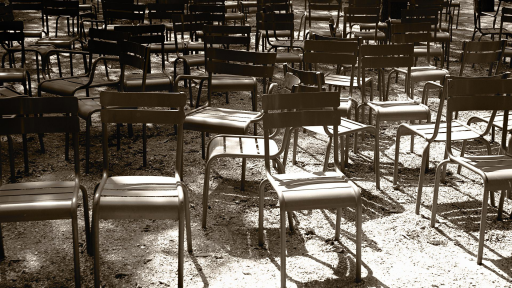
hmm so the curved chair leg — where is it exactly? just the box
[416,143,431,215]
[373,129,380,190]
[393,128,403,186]
[22,134,29,174]
[93,214,101,288]
[456,140,467,174]
[182,184,192,253]
[431,159,450,227]
[498,190,506,221]
[335,208,341,240]
[323,136,333,172]
[258,179,269,246]
[280,208,287,288]
[80,185,92,256]
[6,135,15,182]
[85,116,92,174]
[477,190,489,265]
[355,194,362,282]
[202,158,213,229]
[292,128,298,165]
[71,212,81,287]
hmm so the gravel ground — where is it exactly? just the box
[0,0,511,287]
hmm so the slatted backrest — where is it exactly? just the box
[260,12,295,32]
[203,25,251,47]
[205,47,276,78]
[43,0,79,17]
[0,4,15,21]
[387,0,410,20]
[10,0,42,11]
[100,92,187,125]
[118,40,150,91]
[114,24,165,45]
[257,0,291,13]
[343,7,380,24]
[445,77,512,153]
[0,20,24,43]
[262,91,340,129]
[147,2,186,22]
[284,64,325,88]
[172,13,217,34]
[0,97,79,135]
[391,22,431,62]
[500,7,512,41]
[303,39,358,66]
[308,0,342,11]
[102,1,146,24]
[360,43,414,69]
[459,40,505,76]
[401,8,438,25]
[349,0,380,7]
[87,28,130,55]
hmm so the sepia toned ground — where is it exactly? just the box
[0,0,511,287]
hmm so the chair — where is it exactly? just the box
[93,91,192,287]
[42,0,80,37]
[177,46,276,158]
[387,22,448,99]
[9,0,45,36]
[257,91,362,287]
[260,12,303,68]
[147,0,187,42]
[343,7,387,43]
[472,0,507,41]
[392,75,511,215]
[499,7,512,67]
[356,44,431,159]
[101,0,146,29]
[0,97,91,287]
[303,0,343,39]
[459,40,506,77]
[348,0,387,37]
[430,76,512,265]
[254,1,293,51]
[192,0,245,25]
[444,0,460,29]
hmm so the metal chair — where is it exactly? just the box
[0,97,91,287]
[304,0,343,39]
[430,76,512,264]
[93,91,192,288]
[257,91,362,287]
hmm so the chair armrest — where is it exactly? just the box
[85,56,121,87]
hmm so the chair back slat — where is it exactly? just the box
[263,110,340,129]
[87,28,130,55]
[207,61,275,78]
[101,109,185,125]
[100,91,187,107]
[10,0,42,11]
[262,91,339,110]
[459,40,505,76]
[0,21,24,42]
[362,56,414,69]
[0,117,78,135]
[43,0,79,16]
[206,47,276,64]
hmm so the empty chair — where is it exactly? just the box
[430,76,512,265]
[0,97,91,287]
[258,91,362,287]
[93,91,192,287]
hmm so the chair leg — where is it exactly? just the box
[0,224,5,261]
[178,205,184,287]
[201,132,206,159]
[431,159,450,227]
[355,195,362,283]
[142,123,147,167]
[456,140,467,174]
[287,211,294,233]
[323,136,333,172]
[374,129,380,190]
[85,117,92,174]
[258,179,269,246]
[93,214,101,288]
[416,144,431,215]
[241,158,247,191]
[183,184,192,253]
[280,208,286,288]
[72,213,81,287]
[80,185,92,256]
[393,129,402,186]
[202,158,213,229]
[22,134,29,174]
[477,190,489,265]
[7,135,15,182]
[498,190,506,221]
[292,129,298,165]
[335,208,341,240]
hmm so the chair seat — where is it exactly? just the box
[269,171,357,211]
[0,68,28,82]
[225,1,238,9]
[124,73,173,92]
[150,42,186,53]
[305,12,337,21]
[304,118,374,136]
[456,155,512,191]
[184,106,260,134]
[399,120,481,142]
[187,41,205,51]
[179,54,205,67]
[225,12,244,21]
[36,37,78,49]
[275,52,302,63]
[395,66,448,82]
[367,100,430,122]
[208,135,279,159]
[40,76,118,97]
[0,181,76,222]
[97,176,181,220]
[0,86,23,98]
[431,31,450,42]
[78,97,100,119]
[469,113,512,131]
[354,30,387,40]
[261,30,292,38]
[210,74,256,92]
[359,22,388,31]
[8,45,55,57]
[24,30,43,38]
[325,74,372,88]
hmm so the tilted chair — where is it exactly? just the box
[258,91,362,287]
[93,91,192,288]
[0,97,91,287]
[430,76,512,265]
[304,0,343,39]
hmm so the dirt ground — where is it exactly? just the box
[0,0,511,287]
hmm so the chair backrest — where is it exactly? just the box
[283,64,324,90]
[204,47,276,104]
[258,0,291,13]
[114,24,166,71]
[445,77,512,155]
[9,0,44,28]
[147,0,186,24]
[87,28,131,56]
[261,91,341,172]
[459,40,506,76]
[203,25,251,50]
[118,40,151,92]
[102,0,146,26]
[0,4,15,21]
[43,0,79,36]
[360,43,414,102]
[343,7,380,38]
[172,13,223,56]
[390,22,432,63]
[308,0,343,29]
[100,91,187,179]
[260,12,297,45]
[0,21,27,67]
[499,7,512,41]
[386,0,409,20]
[349,0,380,7]
[0,97,79,182]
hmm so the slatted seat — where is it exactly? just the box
[184,107,261,134]
[0,97,91,287]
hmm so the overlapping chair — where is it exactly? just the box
[303,0,343,39]
[343,6,387,43]
[260,12,303,68]
[0,97,91,287]
[257,91,362,287]
[92,91,192,287]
